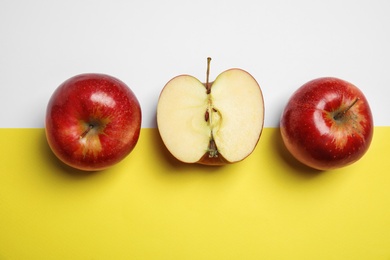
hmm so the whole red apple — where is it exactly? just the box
[280,77,373,170]
[45,73,142,171]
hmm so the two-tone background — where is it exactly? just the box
[1,1,389,259]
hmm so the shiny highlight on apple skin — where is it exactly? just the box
[45,73,142,171]
[280,77,373,170]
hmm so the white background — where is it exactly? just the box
[1,0,389,128]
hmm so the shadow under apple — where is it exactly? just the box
[150,108,229,176]
[39,129,105,179]
[271,127,323,179]
[149,126,227,176]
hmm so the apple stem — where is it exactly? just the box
[80,124,94,139]
[206,57,212,94]
[333,98,360,120]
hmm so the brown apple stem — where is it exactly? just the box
[333,98,360,120]
[80,124,94,139]
[206,57,212,94]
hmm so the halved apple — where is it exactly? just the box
[157,58,265,165]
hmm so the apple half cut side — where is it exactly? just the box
[157,58,265,165]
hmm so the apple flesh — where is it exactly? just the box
[157,58,265,165]
[45,73,142,171]
[280,77,373,170]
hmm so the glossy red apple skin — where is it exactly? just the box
[280,77,373,170]
[45,73,142,171]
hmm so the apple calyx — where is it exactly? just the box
[333,98,360,121]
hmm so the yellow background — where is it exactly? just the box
[0,127,389,259]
